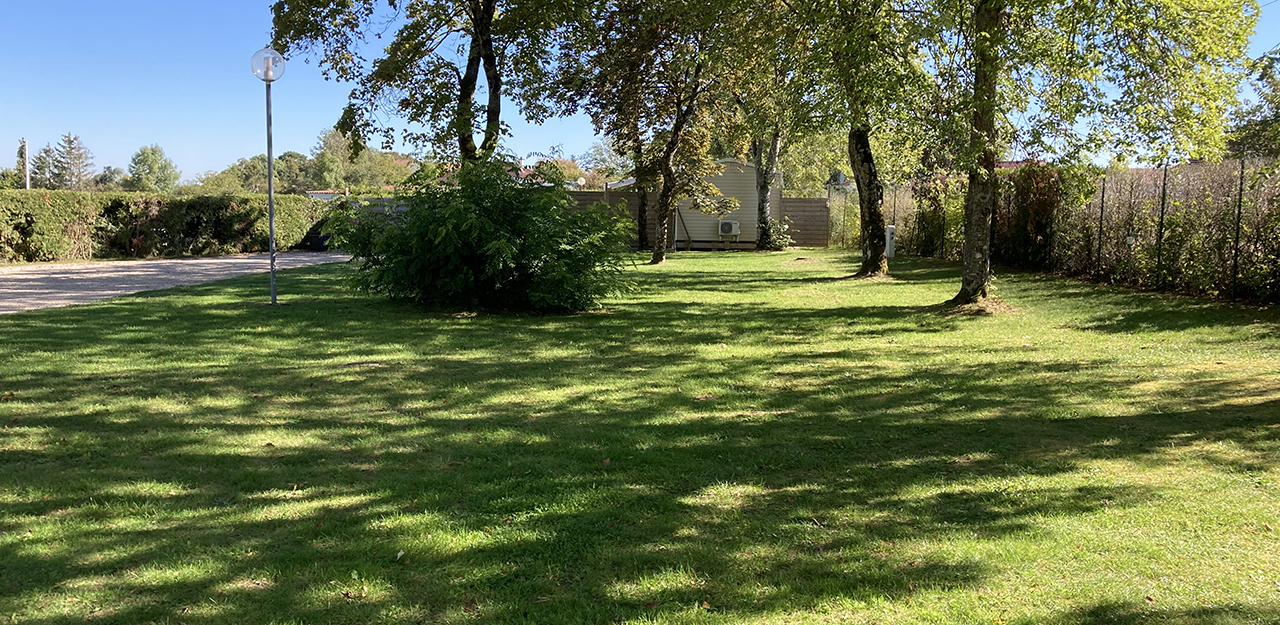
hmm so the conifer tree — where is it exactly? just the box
[52,133,95,190]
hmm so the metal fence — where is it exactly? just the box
[829,160,1280,301]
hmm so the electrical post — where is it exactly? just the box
[22,139,29,190]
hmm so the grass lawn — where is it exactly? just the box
[1,249,1278,624]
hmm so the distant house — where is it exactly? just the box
[606,160,782,249]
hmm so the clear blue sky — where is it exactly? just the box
[1,1,1276,182]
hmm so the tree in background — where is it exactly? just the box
[275,151,311,194]
[306,129,418,192]
[1230,47,1280,158]
[720,0,817,251]
[189,130,418,195]
[94,167,126,191]
[272,0,577,163]
[52,133,95,191]
[551,0,748,264]
[935,0,1258,303]
[31,144,57,190]
[10,143,30,189]
[575,140,631,182]
[803,0,935,275]
[122,145,181,193]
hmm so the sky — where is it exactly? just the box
[1,1,1277,182]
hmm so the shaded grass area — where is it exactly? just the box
[1,250,1279,624]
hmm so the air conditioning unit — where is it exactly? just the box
[719,220,740,236]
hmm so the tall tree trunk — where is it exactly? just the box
[633,139,650,250]
[650,175,677,264]
[951,0,1004,303]
[849,121,887,276]
[751,128,782,250]
[636,184,650,250]
[456,0,500,162]
[476,0,502,158]
[648,60,706,264]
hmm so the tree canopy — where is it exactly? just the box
[272,0,578,162]
[1230,47,1280,158]
[123,145,181,193]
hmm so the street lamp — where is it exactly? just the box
[252,47,286,304]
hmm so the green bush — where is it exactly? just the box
[0,191,99,262]
[325,159,633,312]
[757,216,793,251]
[0,190,328,262]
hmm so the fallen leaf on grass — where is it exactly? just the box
[644,601,658,608]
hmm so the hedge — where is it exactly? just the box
[0,190,329,263]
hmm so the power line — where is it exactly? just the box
[1262,0,1278,9]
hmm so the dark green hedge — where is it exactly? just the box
[0,190,328,262]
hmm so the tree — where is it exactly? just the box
[272,0,576,162]
[576,139,631,182]
[122,145,181,193]
[13,142,30,189]
[52,133,95,190]
[305,129,418,192]
[935,0,1258,303]
[0,169,20,190]
[802,0,935,275]
[551,0,747,264]
[1230,48,1280,158]
[94,166,126,191]
[719,0,819,251]
[31,144,57,190]
[275,151,311,194]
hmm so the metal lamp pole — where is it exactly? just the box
[252,48,286,304]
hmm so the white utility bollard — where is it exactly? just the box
[886,225,896,258]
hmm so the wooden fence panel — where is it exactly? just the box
[780,198,830,248]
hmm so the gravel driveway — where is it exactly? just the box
[0,252,351,315]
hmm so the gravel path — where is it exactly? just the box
[0,252,351,315]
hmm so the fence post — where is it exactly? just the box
[1156,164,1169,289]
[1096,172,1107,276]
[1232,159,1245,301]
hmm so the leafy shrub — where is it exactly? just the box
[0,190,328,262]
[324,159,633,312]
[757,216,793,251]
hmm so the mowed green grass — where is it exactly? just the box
[1,249,1279,625]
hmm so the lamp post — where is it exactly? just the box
[252,47,286,304]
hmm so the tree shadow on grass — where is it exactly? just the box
[0,263,1278,623]
[1012,602,1280,625]
[1001,271,1279,337]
